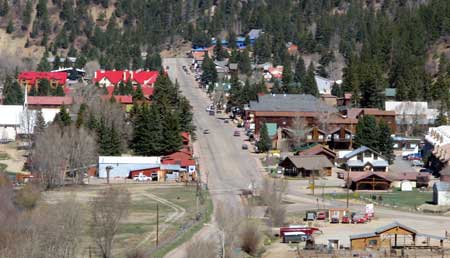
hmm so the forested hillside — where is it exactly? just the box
[0,0,450,104]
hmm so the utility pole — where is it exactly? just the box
[156,203,159,247]
[222,231,225,258]
[346,170,350,208]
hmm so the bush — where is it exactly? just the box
[240,222,262,256]
[15,184,40,210]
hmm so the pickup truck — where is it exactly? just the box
[133,175,151,182]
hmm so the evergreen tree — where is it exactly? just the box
[75,103,87,128]
[238,49,251,75]
[29,85,37,96]
[38,79,51,96]
[34,110,46,135]
[3,77,24,105]
[214,38,227,61]
[131,104,163,155]
[354,115,379,150]
[37,52,51,72]
[118,81,126,95]
[6,19,14,34]
[435,98,448,126]
[96,118,111,155]
[294,57,306,84]
[54,104,72,127]
[257,123,271,153]
[108,123,121,156]
[377,120,394,164]
[161,109,182,155]
[125,80,133,95]
[358,62,386,109]
[303,63,319,97]
[282,60,293,92]
[331,82,343,97]
[177,96,196,136]
[201,54,217,85]
[54,85,65,96]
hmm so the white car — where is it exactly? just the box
[133,175,151,182]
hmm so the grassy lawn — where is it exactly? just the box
[325,190,433,209]
[0,151,10,160]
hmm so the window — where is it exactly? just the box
[334,134,339,140]
[410,143,417,148]
[357,153,363,161]
[374,154,378,160]
[307,134,312,140]
[318,135,324,140]
[345,133,351,139]
[368,239,378,246]
[364,151,372,158]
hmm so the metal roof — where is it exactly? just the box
[346,160,389,167]
[283,155,333,170]
[350,232,377,240]
[343,146,370,159]
[375,221,417,234]
[99,156,161,165]
[248,94,332,113]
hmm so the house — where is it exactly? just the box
[391,172,430,188]
[320,94,337,107]
[248,29,263,44]
[342,146,389,172]
[328,127,353,150]
[51,67,86,82]
[351,222,445,250]
[346,108,397,133]
[98,156,161,178]
[286,42,298,56]
[337,93,352,108]
[423,126,450,171]
[268,66,283,80]
[433,181,450,205]
[385,101,438,132]
[345,172,392,191]
[18,71,67,91]
[392,136,421,151]
[93,70,159,87]
[279,155,333,177]
[296,144,337,163]
[161,147,196,180]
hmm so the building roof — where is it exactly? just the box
[283,155,333,170]
[394,172,420,181]
[98,156,161,164]
[94,70,158,85]
[100,95,133,104]
[0,105,23,125]
[27,96,73,106]
[297,144,336,159]
[248,94,331,113]
[375,221,417,234]
[248,29,262,39]
[385,88,397,97]
[343,146,385,161]
[434,181,450,191]
[363,108,395,116]
[94,70,124,84]
[349,172,392,183]
[349,232,377,240]
[18,71,67,85]
[133,71,158,85]
[162,149,195,167]
[346,160,389,168]
[426,126,450,146]
[315,76,335,95]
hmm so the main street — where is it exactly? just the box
[163,58,262,257]
[163,57,450,256]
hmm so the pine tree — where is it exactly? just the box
[37,52,51,72]
[294,57,306,84]
[34,110,46,135]
[331,82,343,97]
[359,61,386,108]
[6,19,14,34]
[38,79,51,96]
[201,54,217,85]
[125,80,133,95]
[29,85,37,96]
[354,115,379,150]
[75,103,87,128]
[3,77,24,105]
[238,49,251,75]
[161,109,182,155]
[377,120,394,164]
[214,38,227,61]
[257,123,271,153]
[177,96,196,136]
[108,123,121,156]
[435,98,448,126]
[282,60,293,92]
[133,84,144,101]
[54,85,65,96]
[303,63,319,97]
[54,104,72,127]
[96,118,111,155]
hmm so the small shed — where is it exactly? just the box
[279,155,333,177]
[401,180,413,191]
[433,181,450,205]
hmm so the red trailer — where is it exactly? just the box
[279,226,321,238]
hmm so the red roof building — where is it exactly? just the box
[100,95,133,105]
[18,72,67,91]
[94,70,158,87]
[27,96,73,108]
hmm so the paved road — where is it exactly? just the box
[163,58,261,257]
[163,58,450,256]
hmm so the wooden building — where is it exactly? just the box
[346,172,392,191]
[296,144,337,163]
[351,222,444,250]
[279,155,333,177]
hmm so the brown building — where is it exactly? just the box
[350,222,444,250]
[346,108,397,133]
[279,155,333,177]
[296,144,337,163]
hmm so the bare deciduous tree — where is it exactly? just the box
[216,203,242,258]
[239,222,262,256]
[186,240,217,258]
[90,187,131,258]
[289,115,309,150]
[260,177,287,227]
[315,100,334,132]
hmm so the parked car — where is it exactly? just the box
[224,119,229,124]
[133,175,150,182]
[203,129,210,134]
[317,211,326,220]
[412,160,424,167]
[242,144,248,150]
[352,215,367,224]
[234,130,240,136]
[330,217,339,224]
[341,216,350,224]
[420,168,433,173]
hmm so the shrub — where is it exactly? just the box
[15,184,40,210]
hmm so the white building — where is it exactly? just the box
[433,182,450,205]
[385,101,438,125]
[342,146,389,172]
[315,76,341,95]
[98,156,161,178]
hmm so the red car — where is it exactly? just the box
[352,215,367,224]
[341,216,350,224]
[317,212,326,220]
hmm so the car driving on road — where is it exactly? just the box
[133,175,150,182]
[234,130,240,136]
[203,129,210,134]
